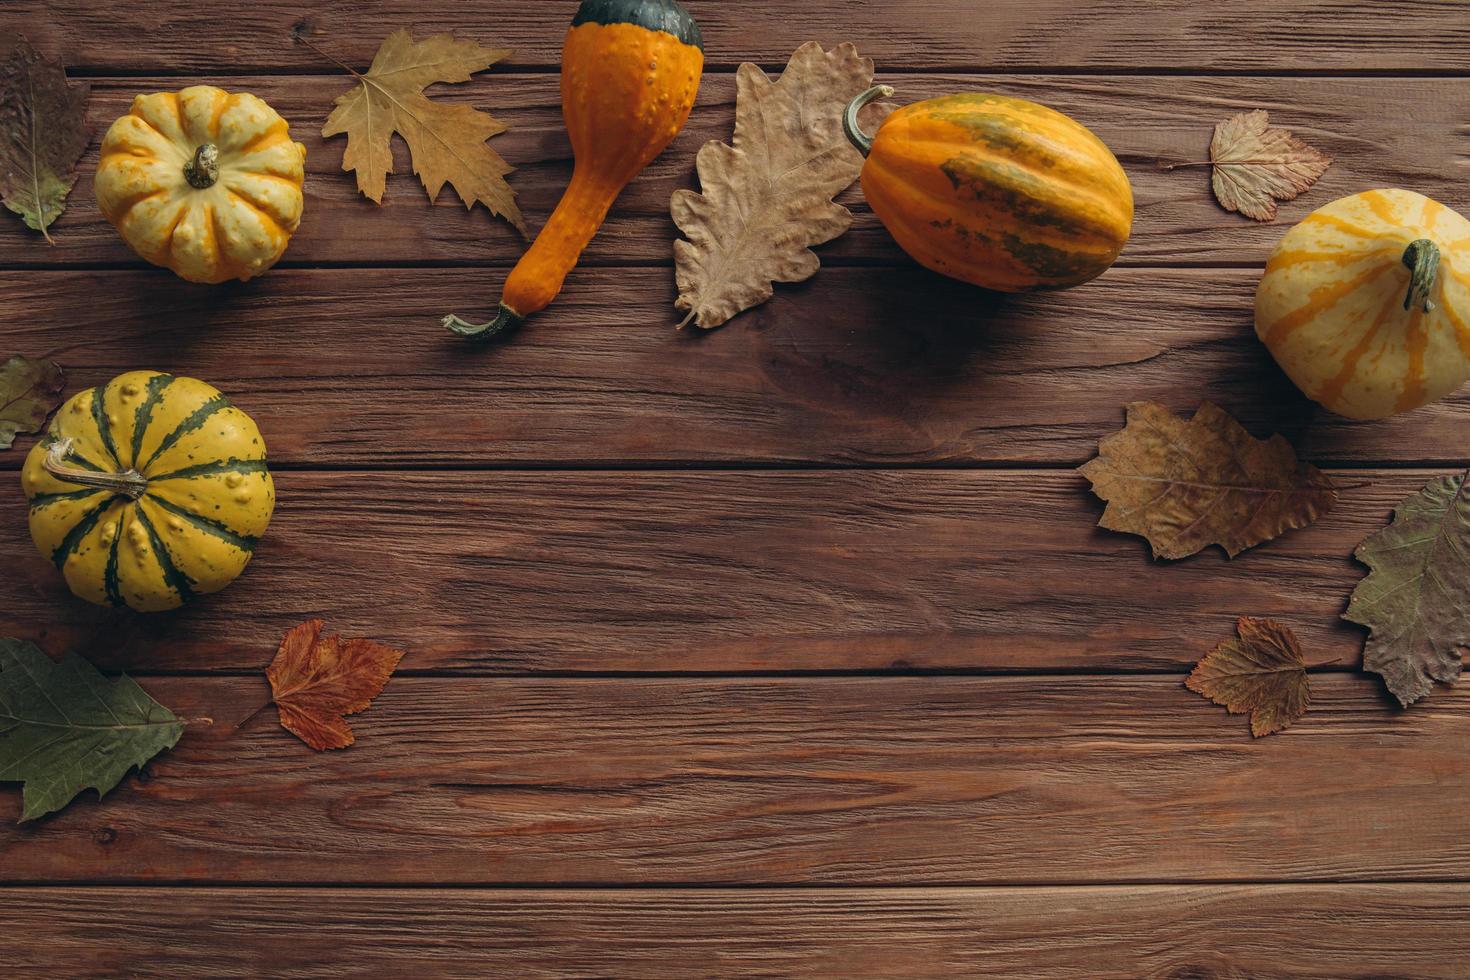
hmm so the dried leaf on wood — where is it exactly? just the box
[0,638,183,822]
[672,42,887,330]
[319,29,525,234]
[267,620,405,751]
[1080,401,1337,560]
[1345,471,1470,707]
[0,354,64,450]
[1187,617,1310,737]
[0,39,92,243]
[1209,110,1331,221]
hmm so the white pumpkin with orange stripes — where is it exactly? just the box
[1255,188,1470,420]
[95,86,306,284]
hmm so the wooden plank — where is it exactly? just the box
[4,884,1469,977]
[5,267,1470,470]
[0,674,1464,883]
[5,74,1468,269]
[0,469,1440,673]
[12,1,1470,73]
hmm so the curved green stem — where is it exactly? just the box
[1402,239,1440,313]
[442,303,526,341]
[843,85,894,158]
[43,439,149,500]
[183,144,220,190]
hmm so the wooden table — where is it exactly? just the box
[4,2,1470,976]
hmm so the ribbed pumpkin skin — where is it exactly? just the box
[1256,189,1470,420]
[22,372,275,612]
[96,86,306,284]
[501,6,703,318]
[860,94,1133,292]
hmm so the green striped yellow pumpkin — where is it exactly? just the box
[21,371,274,612]
[843,87,1133,292]
[1256,188,1470,420]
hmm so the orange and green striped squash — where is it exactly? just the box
[21,371,274,612]
[1255,189,1470,420]
[843,87,1133,292]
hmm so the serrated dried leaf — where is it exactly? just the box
[0,39,92,243]
[1080,401,1337,560]
[0,638,183,822]
[267,620,405,751]
[0,354,64,449]
[1210,110,1331,222]
[320,29,524,234]
[1345,470,1470,708]
[672,42,886,330]
[1187,617,1310,737]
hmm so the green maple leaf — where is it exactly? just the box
[0,39,92,243]
[1345,471,1470,707]
[0,639,183,822]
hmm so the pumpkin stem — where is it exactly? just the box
[42,439,149,501]
[843,85,894,158]
[1402,239,1440,313]
[442,303,526,341]
[184,144,220,190]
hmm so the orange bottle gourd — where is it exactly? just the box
[445,0,703,339]
[842,87,1133,292]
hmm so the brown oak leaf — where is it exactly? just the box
[1209,110,1331,221]
[672,42,888,330]
[318,29,524,234]
[1188,617,1310,737]
[1080,401,1337,560]
[1345,470,1470,707]
[0,355,64,450]
[266,620,405,751]
[0,39,92,243]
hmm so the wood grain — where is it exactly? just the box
[4,267,1469,470]
[12,0,1470,72]
[5,74,1466,269]
[0,469,1440,673]
[4,884,1468,978]
[0,674,1463,884]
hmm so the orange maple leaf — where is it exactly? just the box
[266,620,405,751]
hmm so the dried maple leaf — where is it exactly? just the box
[0,39,92,243]
[317,29,525,234]
[0,354,64,450]
[1080,401,1337,560]
[266,620,405,751]
[1345,471,1470,708]
[1187,617,1310,737]
[1208,110,1331,222]
[672,42,886,330]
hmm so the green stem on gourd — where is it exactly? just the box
[42,439,149,501]
[442,303,526,341]
[184,144,220,189]
[1402,239,1440,313]
[843,85,894,158]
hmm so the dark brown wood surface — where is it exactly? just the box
[2,1,1468,976]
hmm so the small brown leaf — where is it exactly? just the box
[1345,470,1470,707]
[0,355,64,450]
[266,620,405,751]
[317,29,524,235]
[0,39,92,242]
[1209,110,1331,221]
[1188,617,1310,737]
[672,42,888,330]
[1080,401,1337,560]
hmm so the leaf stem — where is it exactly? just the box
[291,29,366,80]
[233,699,274,732]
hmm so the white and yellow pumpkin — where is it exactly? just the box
[95,85,307,284]
[1255,188,1470,419]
